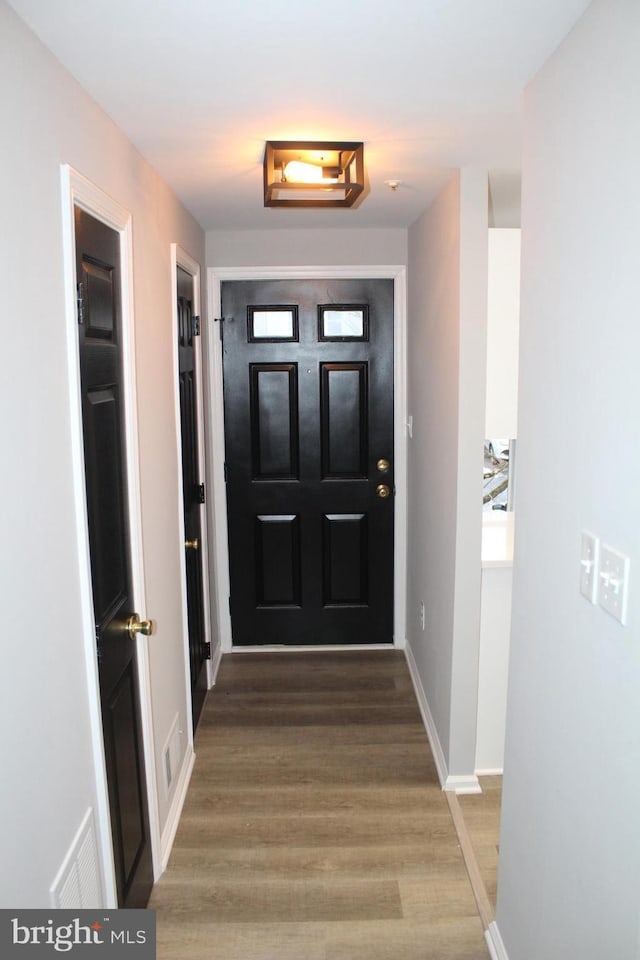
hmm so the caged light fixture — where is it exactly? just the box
[263,141,365,208]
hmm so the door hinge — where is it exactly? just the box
[192,314,200,337]
[95,624,103,667]
[228,596,232,615]
[197,482,205,504]
[76,282,85,325]
[203,641,211,660]
[223,462,228,482]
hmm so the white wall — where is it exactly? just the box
[476,565,513,772]
[206,228,407,269]
[406,169,488,784]
[485,228,521,439]
[0,0,204,905]
[450,170,489,778]
[497,1,640,957]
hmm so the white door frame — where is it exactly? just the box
[205,265,407,653]
[170,245,216,703]
[60,165,161,901]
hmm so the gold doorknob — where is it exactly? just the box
[376,458,391,473]
[126,615,155,640]
[376,484,391,499]
[185,538,199,551]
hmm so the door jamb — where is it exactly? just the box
[170,245,215,708]
[60,165,162,899]
[205,265,408,653]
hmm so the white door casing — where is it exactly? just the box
[61,165,161,900]
[170,244,216,710]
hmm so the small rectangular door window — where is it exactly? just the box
[248,306,298,341]
[319,304,368,341]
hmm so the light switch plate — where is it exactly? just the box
[598,543,630,625]
[579,530,599,604]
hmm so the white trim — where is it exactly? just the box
[205,282,232,652]
[485,923,510,960]
[475,767,504,777]
[188,258,217,689]
[169,247,195,737]
[159,745,196,872]
[209,637,224,684]
[170,245,217,745]
[61,166,161,896]
[206,264,407,653]
[445,774,482,794]
[404,643,449,789]
[391,266,408,651]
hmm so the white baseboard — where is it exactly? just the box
[159,744,195,873]
[475,767,504,777]
[485,922,509,960]
[404,644,448,789]
[445,773,482,794]
[404,644,481,794]
[209,640,223,686]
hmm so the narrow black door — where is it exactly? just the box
[75,207,153,907]
[221,277,394,646]
[177,266,208,729]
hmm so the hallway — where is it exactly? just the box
[149,651,489,959]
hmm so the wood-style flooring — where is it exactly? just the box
[149,651,489,959]
[458,776,501,909]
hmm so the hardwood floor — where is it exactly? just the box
[457,776,502,909]
[149,651,489,959]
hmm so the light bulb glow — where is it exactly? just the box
[283,160,338,184]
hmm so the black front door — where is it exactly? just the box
[177,265,208,729]
[75,206,153,907]
[221,277,394,646]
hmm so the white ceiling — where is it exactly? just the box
[8,0,592,230]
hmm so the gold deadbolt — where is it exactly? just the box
[376,458,391,473]
[185,538,199,551]
[376,483,391,499]
[126,615,155,640]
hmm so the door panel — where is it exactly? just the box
[322,513,368,604]
[321,363,368,477]
[176,266,208,728]
[222,277,394,646]
[106,668,147,883]
[250,364,299,478]
[255,514,301,605]
[75,207,153,908]
[83,388,127,621]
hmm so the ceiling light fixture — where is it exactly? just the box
[263,141,365,208]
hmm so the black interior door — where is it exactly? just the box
[75,206,153,907]
[177,265,208,729]
[221,277,394,646]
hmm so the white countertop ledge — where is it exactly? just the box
[482,512,515,568]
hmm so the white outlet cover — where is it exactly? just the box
[579,530,599,604]
[598,543,630,625]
